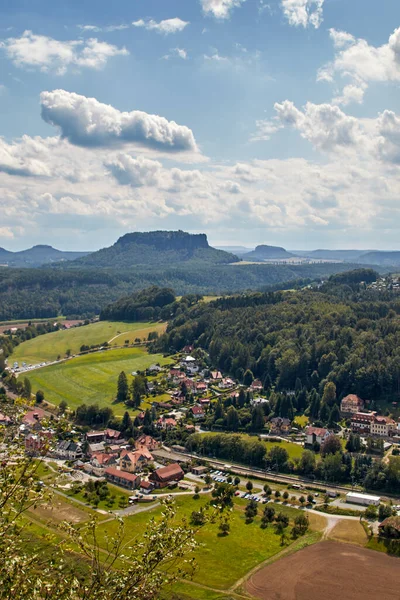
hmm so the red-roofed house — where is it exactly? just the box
[104,467,140,490]
[191,406,205,420]
[135,435,159,451]
[156,417,177,430]
[120,448,153,473]
[149,463,184,488]
[140,480,154,494]
[250,379,263,392]
[340,394,365,416]
[305,426,331,446]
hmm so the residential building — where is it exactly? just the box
[270,417,291,434]
[87,442,105,455]
[210,371,222,381]
[120,447,153,473]
[86,431,106,444]
[55,440,83,460]
[305,426,331,446]
[156,417,177,430]
[23,408,46,428]
[340,394,365,416]
[192,465,208,476]
[250,379,263,392]
[105,467,140,490]
[351,412,376,434]
[135,434,159,451]
[0,413,12,425]
[25,433,47,455]
[140,480,154,494]
[149,463,184,488]
[370,416,397,437]
[191,405,205,420]
[105,429,123,443]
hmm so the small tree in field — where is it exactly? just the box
[299,495,306,507]
[246,481,253,492]
[234,476,240,487]
[263,484,271,496]
[275,490,281,499]
[282,491,289,501]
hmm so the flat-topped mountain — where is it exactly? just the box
[243,244,295,261]
[0,245,88,267]
[71,230,239,268]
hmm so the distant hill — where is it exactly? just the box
[294,249,373,262]
[71,230,239,268]
[0,245,88,267]
[243,245,295,261]
[357,251,400,267]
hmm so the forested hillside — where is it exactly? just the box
[158,271,400,405]
[0,261,371,320]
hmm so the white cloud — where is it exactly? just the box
[0,30,128,74]
[132,18,189,34]
[0,135,52,177]
[163,48,188,60]
[203,51,229,62]
[274,100,364,152]
[0,226,14,239]
[40,89,199,153]
[250,118,283,141]
[201,0,246,19]
[77,24,129,33]
[320,27,400,104]
[106,154,162,187]
[281,0,324,29]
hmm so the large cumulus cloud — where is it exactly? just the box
[40,90,199,153]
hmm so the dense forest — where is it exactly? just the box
[0,262,377,321]
[158,269,400,406]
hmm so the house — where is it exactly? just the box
[91,452,117,468]
[251,397,269,407]
[192,465,208,476]
[140,480,154,494]
[305,426,331,446]
[120,447,153,473]
[86,431,106,444]
[105,429,123,443]
[148,364,162,373]
[156,417,177,430]
[87,442,105,455]
[149,463,184,488]
[191,406,205,420]
[270,417,291,434]
[0,413,12,425]
[22,407,46,427]
[183,345,194,354]
[199,398,210,406]
[218,378,235,389]
[55,440,83,460]
[195,382,207,394]
[340,394,365,416]
[105,467,140,490]
[250,379,263,392]
[135,434,159,451]
[351,412,376,434]
[378,516,400,538]
[370,416,397,437]
[25,434,47,455]
[210,371,222,381]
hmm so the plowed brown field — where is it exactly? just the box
[245,541,400,600]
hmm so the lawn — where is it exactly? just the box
[263,439,304,460]
[96,494,309,590]
[66,483,131,511]
[12,320,166,364]
[25,347,171,415]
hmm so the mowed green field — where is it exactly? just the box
[12,320,166,364]
[25,348,171,415]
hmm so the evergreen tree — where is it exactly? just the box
[226,406,240,431]
[322,381,337,407]
[251,405,265,431]
[117,371,129,403]
[121,411,133,434]
[243,369,254,387]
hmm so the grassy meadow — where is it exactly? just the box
[12,320,166,364]
[25,347,171,414]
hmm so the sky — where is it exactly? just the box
[1,0,400,251]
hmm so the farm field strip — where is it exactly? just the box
[12,320,165,364]
[25,347,171,414]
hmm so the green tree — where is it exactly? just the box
[243,369,254,387]
[292,513,309,537]
[23,378,32,399]
[246,480,253,492]
[59,400,68,414]
[121,411,132,434]
[245,499,258,523]
[35,389,44,404]
[226,406,240,431]
[322,381,337,407]
[117,371,129,403]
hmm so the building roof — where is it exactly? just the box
[140,480,153,489]
[346,492,381,502]
[105,428,121,439]
[306,426,330,437]
[150,463,184,482]
[192,406,204,415]
[379,516,400,531]
[105,467,139,482]
[341,394,364,406]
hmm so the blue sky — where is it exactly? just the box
[1,0,400,251]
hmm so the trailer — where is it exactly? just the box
[346,492,380,507]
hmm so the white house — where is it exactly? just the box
[305,426,331,446]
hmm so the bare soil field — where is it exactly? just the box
[245,541,400,600]
[30,499,89,524]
